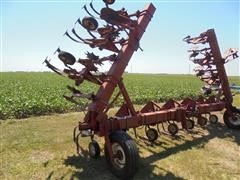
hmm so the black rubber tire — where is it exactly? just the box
[168,123,179,136]
[103,0,115,5]
[105,131,139,179]
[209,114,218,124]
[197,116,208,127]
[82,17,98,31]
[223,108,240,129]
[145,128,158,142]
[186,119,195,129]
[88,140,101,159]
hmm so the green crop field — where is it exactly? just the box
[0,72,239,120]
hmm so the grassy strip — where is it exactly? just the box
[0,105,239,179]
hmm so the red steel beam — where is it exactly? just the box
[118,81,137,116]
[84,4,156,129]
[206,29,233,104]
[98,107,186,135]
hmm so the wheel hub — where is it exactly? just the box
[169,124,176,132]
[112,143,126,169]
[170,126,175,132]
[148,131,155,139]
[209,114,218,123]
[229,113,240,125]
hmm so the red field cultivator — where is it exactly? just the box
[44,1,239,178]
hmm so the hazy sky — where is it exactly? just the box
[1,0,239,75]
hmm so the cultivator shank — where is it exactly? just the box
[44,1,239,179]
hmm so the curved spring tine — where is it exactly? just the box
[64,31,83,43]
[76,132,81,154]
[183,35,191,43]
[76,19,97,34]
[71,28,85,41]
[144,125,148,134]
[63,95,84,106]
[90,2,100,15]
[123,26,129,36]
[44,59,64,76]
[138,45,144,52]
[54,47,61,55]
[71,29,90,44]
[75,18,81,25]
[161,122,167,132]
[223,48,239,62]
[73,126,79,142]
[123,28,129,36]
[83,4,96,18]
[42,56,49,64]
[50,68,63,76]
[157,124,161,135]
[200,47,211,53]
[133,128,138,139]
[87,30,96,39]
[76,18,88,29]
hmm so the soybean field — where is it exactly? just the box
[0,72,239,119]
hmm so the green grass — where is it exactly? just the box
[1,72,239,119]
[1,104,240,179]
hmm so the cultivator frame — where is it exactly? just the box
[44,1,239,179]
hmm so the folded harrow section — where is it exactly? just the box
[43,1,239,178]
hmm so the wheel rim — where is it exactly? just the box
[147,129,155,140]
[228,113,240,126]
[198,117,207,126]
[168,124,177,134]
[112,143,126,169]
[186,120,194,129]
